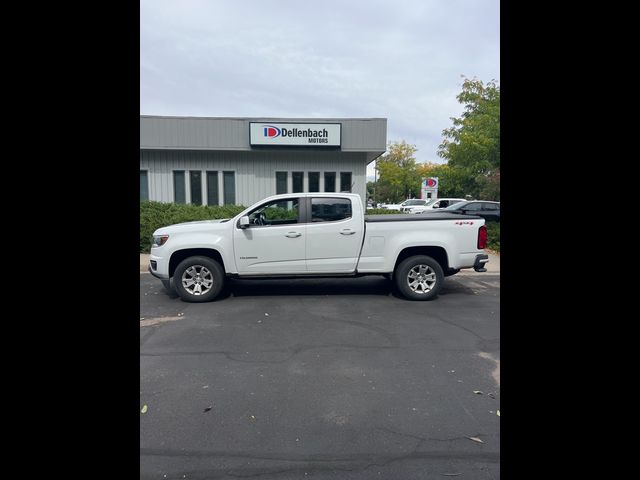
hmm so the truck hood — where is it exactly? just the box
[153,219,232,236]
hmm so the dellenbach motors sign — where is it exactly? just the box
[250,123,341,146]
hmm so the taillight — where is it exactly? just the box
[478,225,488,249]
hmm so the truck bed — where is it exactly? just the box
[364,213,482,222]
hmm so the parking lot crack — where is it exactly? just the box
[139,448,499,479]
[140,343,398,363]
[376,426,474,445]
[429,313,486,340]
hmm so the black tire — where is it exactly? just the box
[395,255,444,301]
[173,256,225,303]
[161,279,179,298]
[161,279,174,293]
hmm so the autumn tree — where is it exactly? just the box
[438,77,500,200]
[375,141,421,203]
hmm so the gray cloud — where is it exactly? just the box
[141,0,499,179]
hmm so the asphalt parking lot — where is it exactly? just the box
[140,267,500,479]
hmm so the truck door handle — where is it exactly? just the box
[340,229,356,235]
[285,232,302,238]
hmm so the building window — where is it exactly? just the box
[340,172,352,193]
[292,172,304,193]
[140,170,149,201]
[276,171,288,194]
[190,171,202,205]
[206,171,219,206]
[173,171,186,204]
[223,171,236,205]
[311,197,352,222]
[324,172,336,192]
[308,172,320,192]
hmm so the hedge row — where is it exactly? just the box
[140,201,246,252]
[486,221,500,252]
[365,208,404,215]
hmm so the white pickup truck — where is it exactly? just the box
[148,193,489,302]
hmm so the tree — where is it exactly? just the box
[375,141,421,203]
[366,181,376,203]
[438,77,500,200]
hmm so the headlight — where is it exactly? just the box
[152,235,169,247]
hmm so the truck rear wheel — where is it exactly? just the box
[395,255,444,301]
[173,256,225,303]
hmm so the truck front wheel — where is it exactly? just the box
[395,255,444,301]
[173,256,225,303]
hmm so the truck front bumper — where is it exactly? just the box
[473,254,489,272]
[148,266,169,279]
[148,252,170,279]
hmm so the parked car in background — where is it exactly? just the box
[399,199,429,213]
[410,198,466,214]
[435,200,500,222]
[380,199,415,211]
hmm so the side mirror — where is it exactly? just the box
[432,204,439,209]
[239,216,250,229]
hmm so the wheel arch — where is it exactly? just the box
[393,246,449,275]
[169,248,226,278]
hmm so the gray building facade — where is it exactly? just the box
[140,116,387,207]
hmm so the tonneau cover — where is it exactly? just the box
[364,213,482,222]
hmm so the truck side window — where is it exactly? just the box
[311,198,352,222]
[247,198,299,226]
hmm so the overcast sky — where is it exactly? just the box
[141,0,499,180]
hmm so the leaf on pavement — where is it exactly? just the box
[467,436,484,443]
[497,410,500,417]
[141,405,148,414]
[204,407,212,413]
[473,390,483,395]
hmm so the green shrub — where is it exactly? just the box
[365,208,406,215]
[263,206,298,221]
[486,221,500,252]
[140,201,246,252]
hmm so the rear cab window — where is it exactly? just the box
[311,197,352,222]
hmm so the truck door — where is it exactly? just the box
[233,197,307,274]
[305,196,364,273]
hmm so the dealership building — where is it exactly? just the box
[140,115,387,207]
